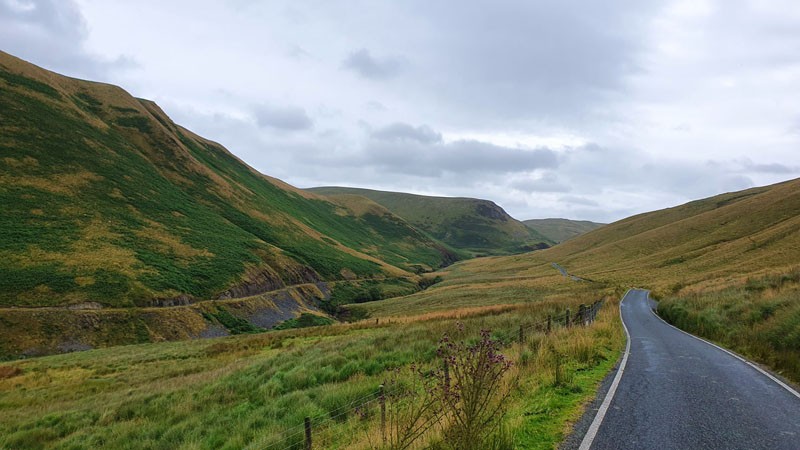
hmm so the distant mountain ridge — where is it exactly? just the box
[308,186,553,256]
[522,218,605,243]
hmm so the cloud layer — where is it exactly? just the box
[2,0,799,222]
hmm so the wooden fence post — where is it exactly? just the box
[304,417,312,450]
[578,304,586,326]
[519,325,524,344]
[547,315,552,334]
[443,359,450,393]
[565,308,571,328]
[379,384,386,445]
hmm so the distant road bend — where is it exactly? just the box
[581,289,800,450]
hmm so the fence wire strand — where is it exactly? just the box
[258,299,605,449]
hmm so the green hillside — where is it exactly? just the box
[308,186,552,255]
[523,218,605,243]
[540,179,800,290]
[533,178,800,381]
[0,50,455,310]
[374,178,800,381]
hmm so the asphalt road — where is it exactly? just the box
[586,289,800,450]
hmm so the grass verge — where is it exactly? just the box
[658,269,800,383]
[0,293,622,449]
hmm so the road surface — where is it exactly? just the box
[584,289,800,449]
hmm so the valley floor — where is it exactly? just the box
[0,259,623,449]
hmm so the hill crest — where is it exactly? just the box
[308,186,553,255]
[0,50,455,310]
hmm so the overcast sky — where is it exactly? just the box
[2,0,799,222]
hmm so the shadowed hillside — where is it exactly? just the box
[0,50,458,311]
[308,186,552,256]
[523,218,605,243]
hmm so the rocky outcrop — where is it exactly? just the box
[476,202,510,221]
[216,265,321,300]
[150,295,194,307]
[0,283,330,359]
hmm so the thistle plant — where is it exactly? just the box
[436,328,513,450]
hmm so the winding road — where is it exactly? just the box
[581,289,800,450]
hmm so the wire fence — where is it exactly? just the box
[259,299,605,449]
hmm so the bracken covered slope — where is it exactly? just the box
[308,186,552,256]
[0,51,455,309]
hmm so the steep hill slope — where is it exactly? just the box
[522,218,605,243]
[308,186,552,255]
[0,50,454,310]
[544,179,800,290]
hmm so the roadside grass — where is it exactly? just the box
[503,300,623,449]
[658,268,800,382]
[0,285,622,449]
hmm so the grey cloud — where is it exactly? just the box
[358,138,559,178]
[741,161,797,174]
[394,1,663,123]
[371,122,442,144]
[751,163,796,174]
[253,104,313,131]
[342,48,403,80]
[511,173,571,193]
[559,195,599,207]
[559,144,757,199]
[365,101,387,111]
[286,44,310,59]
[11,0,794,224]
[0,0,136,78]
[296,122,560,179]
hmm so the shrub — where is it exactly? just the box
[273,313,334,330]
[0,366,22,380]
[379,366,445,450]
[437,328,513,450]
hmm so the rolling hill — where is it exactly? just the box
[354,177,800,381]
[0,51,459,355]
[308,186,552,255]
[0,50,458,308]
[522,218,605,243]
[541,179,800,290]
[428,177,800,295]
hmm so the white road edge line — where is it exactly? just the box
[647,293,800,401]
[578,288,634,450]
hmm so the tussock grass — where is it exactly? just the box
[0,287,623,449]
[659,269,800,382]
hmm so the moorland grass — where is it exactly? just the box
[658,269,800,382]
[0,280,622,449]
